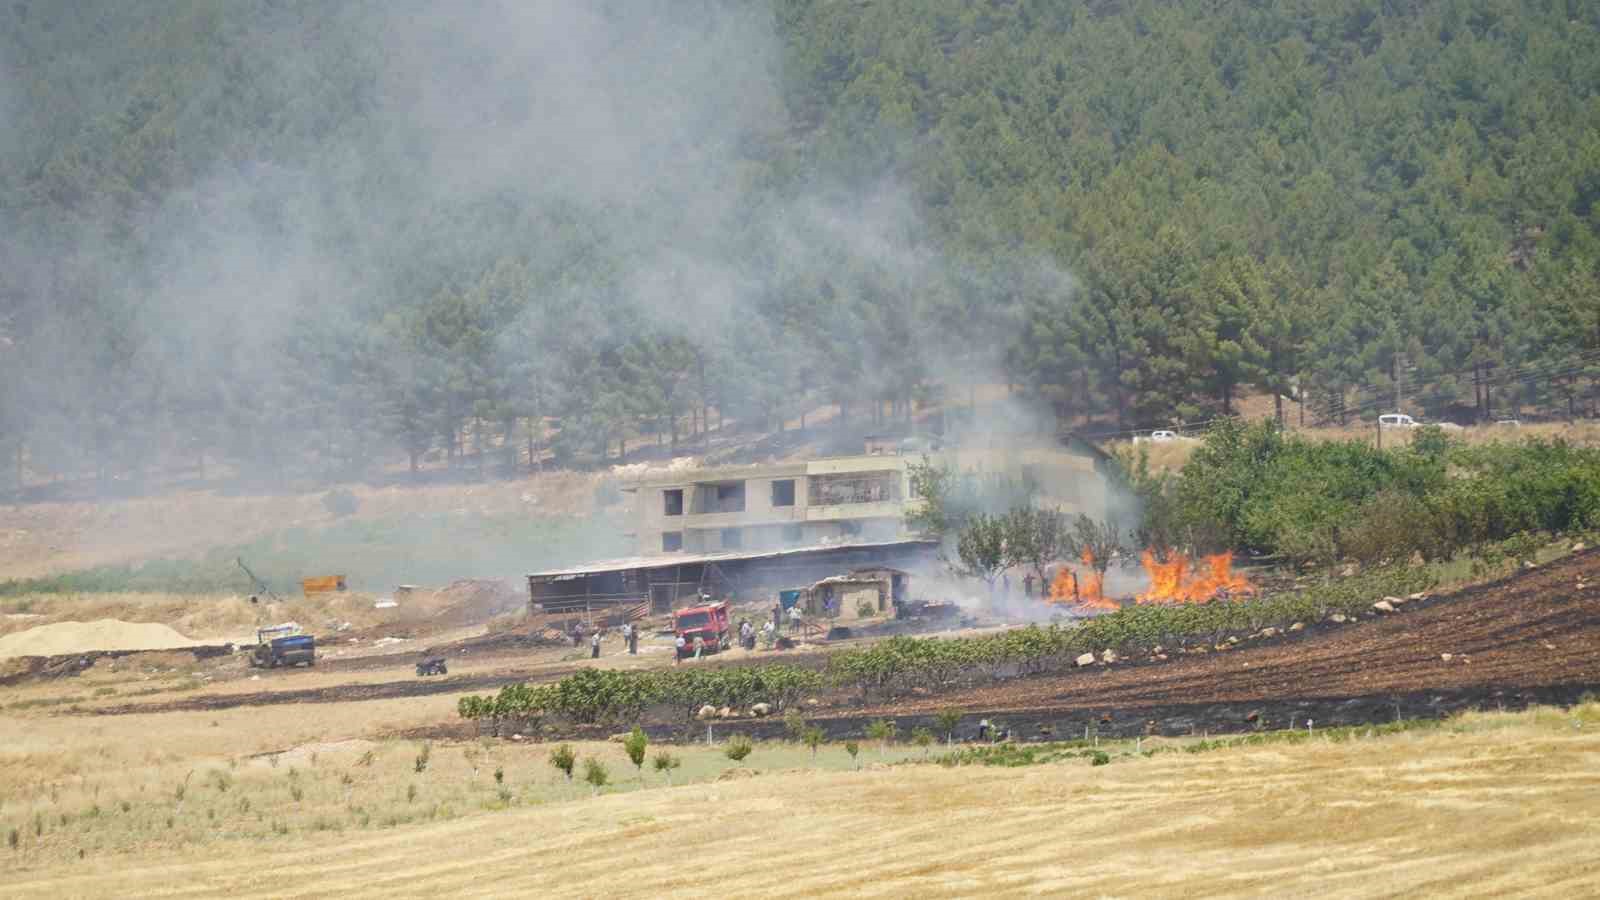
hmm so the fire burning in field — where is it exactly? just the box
[1046,549,1255,611]
[1136,550,1254,604]
[1047,549,1119,612]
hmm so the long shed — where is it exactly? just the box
[526,540,937,616]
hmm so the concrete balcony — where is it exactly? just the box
[805,501,906,522]
[670,507,805,530]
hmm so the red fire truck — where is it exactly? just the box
[673,600,731,659]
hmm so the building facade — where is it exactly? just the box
[624,440,1111,557]
[627,456,913,556]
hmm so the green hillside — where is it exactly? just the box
[1,0,1596,488]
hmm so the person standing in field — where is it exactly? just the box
[590,630,601,659]
[693,635,705,660]
[628,622,639,655]
[675,634,687,664]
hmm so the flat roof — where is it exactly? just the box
[527,539,937,581]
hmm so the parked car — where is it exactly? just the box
[1149,430,1178,442]
[1378,413,1418,428]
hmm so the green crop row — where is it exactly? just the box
[461,566,1435,726]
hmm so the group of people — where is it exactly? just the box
[672,632,706,663]
[571,594,811,665]
[570,621,640,659]
[771,601,804,633]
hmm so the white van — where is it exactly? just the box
[1378,413,1418,428]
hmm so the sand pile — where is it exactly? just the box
[0,619,206,659]
[431,579,523,627]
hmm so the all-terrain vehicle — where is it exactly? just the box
[416,657,448,676]
[246,624,316,668]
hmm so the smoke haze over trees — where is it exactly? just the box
[1,0,1598,493]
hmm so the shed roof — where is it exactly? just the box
[527,539,937,581]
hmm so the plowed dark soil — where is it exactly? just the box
[801,547,1600,739]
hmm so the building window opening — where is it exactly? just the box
[771,479,796,507]
[663,489,683,516]
[807,471,901,506]
[713,482,746,513]
[662,531,683,552]
[720,527,743,549]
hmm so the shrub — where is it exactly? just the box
[911,727,935,755]
[583,758,610,796]
[866,719,898,756]
[724,734,754,762]
[783,708,807,741]
[413,742,431,774]
[802,726,825,759]
[493,766,504,785]
[857,601,876,618]
[934,708,963,746]
[652,751,681,785]
[845,740,860,768]
[550,744,577,781]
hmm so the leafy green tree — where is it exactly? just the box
[955,513,1010,606]
[1005,507,1072,590]
[623,727,649,782]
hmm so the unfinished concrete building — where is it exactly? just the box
[623,437,1112,558]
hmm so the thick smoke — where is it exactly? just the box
[0,1,1084,588]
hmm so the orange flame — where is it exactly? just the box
[1047,548,1119,612]
[1136,550,1254,604]
[1045,548,1255,610]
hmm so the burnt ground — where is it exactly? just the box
[775,547,1600,741]
[82,550,1600,738]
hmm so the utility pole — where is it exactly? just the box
[1394,353,1405,413]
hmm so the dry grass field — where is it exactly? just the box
[3,700,1598,898]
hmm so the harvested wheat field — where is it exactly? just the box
[5,706,1599,899]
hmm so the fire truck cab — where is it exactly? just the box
[673,600,731,659]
